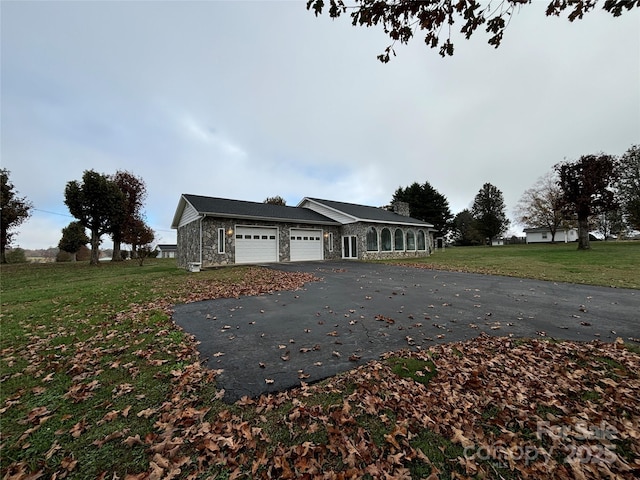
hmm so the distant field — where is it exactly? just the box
[394,241,640,289]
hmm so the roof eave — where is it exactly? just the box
[298,197,359,223]
[200,212,340,226]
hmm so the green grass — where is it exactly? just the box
[1,245,638,478]
[0,259,252,478]
[394,241,640,289]
[386,356,437,386]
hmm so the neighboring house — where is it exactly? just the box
[171,194,435,268]
[524,227,578,243]
[156,244,177,258]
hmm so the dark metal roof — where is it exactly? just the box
[304,197,434,227]
[183,194,340,225]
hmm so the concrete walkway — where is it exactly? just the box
[172,261,639,403]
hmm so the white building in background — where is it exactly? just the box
[523,227,578,244]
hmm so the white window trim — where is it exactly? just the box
[328,232,334,252]
[218,228,225,254]
[394,228,405,251]
[366,226,379,252]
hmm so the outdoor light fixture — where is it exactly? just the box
[323,232,329,238]
[227,228,234,236]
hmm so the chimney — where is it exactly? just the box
[391,201,410,217]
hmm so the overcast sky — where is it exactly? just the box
[2,1,638,250]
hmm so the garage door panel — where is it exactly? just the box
[290,229,323,261]
[235,227,278,264]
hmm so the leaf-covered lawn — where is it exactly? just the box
[1,261,638,479]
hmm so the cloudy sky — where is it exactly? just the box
[2,1,638,250]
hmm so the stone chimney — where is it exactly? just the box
[390,201,410,217]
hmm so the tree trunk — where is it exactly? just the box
[112,239,123,262]
[577,216,591,250]
[72,252,77,262]
[90,231,101,265]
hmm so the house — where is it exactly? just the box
[156,244,177,258]
[171,194,435,268]
[524,227,578,244]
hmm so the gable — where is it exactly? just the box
[300,197,434,228]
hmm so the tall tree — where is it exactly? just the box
[616,145,640,231]
[125,218,155,265]
[471,183,510,245]
[1,169,33,264]
[307,0,638,62]
[64,170,125,266]
[392,181,452,236]
[110,171,148,262]
[515,171,567,243]
[452,209,483,246]
[555,154,618,250]
[264,196,286,206]
[58,221,90,262]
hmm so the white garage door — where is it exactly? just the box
[235,227,278,264]
[290,229,323,261]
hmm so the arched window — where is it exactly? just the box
[417,230,426,250]
[381,228,392,251]
[394,229,404,251]
[366,227,378,251]
[406,230,416,250]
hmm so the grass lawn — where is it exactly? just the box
[1,249,638,479]
[394,241,640,289]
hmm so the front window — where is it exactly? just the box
[218,228,225,254]
[394,229,404,251]
[381,228,392,251]
[407,230,416,250]
[417,230,426,250]
[366,227,378,251]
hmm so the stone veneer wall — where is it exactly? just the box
[198,217,342,267]
[176,219,201,268]
[340,222,432,261]
[177,217,431,268]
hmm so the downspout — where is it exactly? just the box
[199,216,203,266]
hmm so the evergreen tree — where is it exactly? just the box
[471,183,510,245]
[392,181,452,236]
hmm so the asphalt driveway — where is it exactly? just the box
[172,261,639,403]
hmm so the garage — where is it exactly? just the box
[290,228,323,262]
[235,226,278,264]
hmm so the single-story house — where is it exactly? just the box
[171,194,435,268]
[156,244,177,258]
[524,227,578,244]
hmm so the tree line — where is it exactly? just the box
[2,145,638,263]
[1,169,155,265]
[391,145,639,250]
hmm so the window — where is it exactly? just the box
[366,227,378,251]
[218,228,225,254]
[542,233,548,239]
[394,229,404,251]
[417,230,426,250]
[328,232,334,252]
[236,234,243,239]
[381,228,392,251]
[253,235,260,239]
[406,230,416,250]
